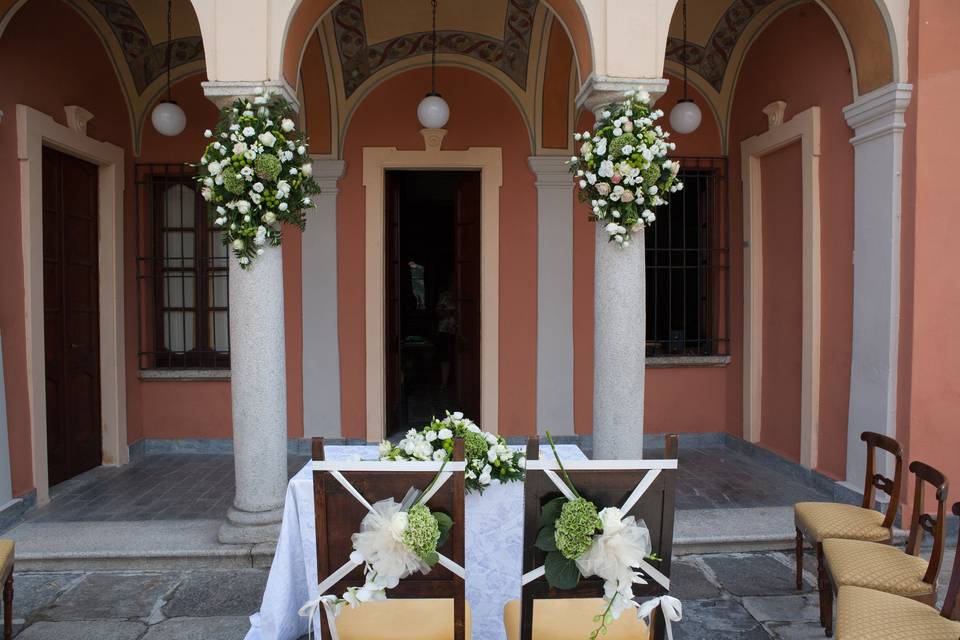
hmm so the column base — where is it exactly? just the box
[218,505,284,544]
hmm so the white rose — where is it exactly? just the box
[425,430,438,442]
[262,211,277,224]
[437,428,453,440]
[236,200,251,214]
[244,149,257,161]
[478,472,491,485]
[207,161,222,175]
[242,126,255,138]
[432,449,447,461]
[281,118,295,132]
[378,441,392,458]
[598,507,625,535]
[231,239,244,250]
[388,511,409,542]
[259,131,277,147]
[278,202,289,211]
[301,163,313,176]
[487,449,498,463]
[203,129,213,138]
[233,142,248,155]
[297,145,306,154]
[252,182,265,193]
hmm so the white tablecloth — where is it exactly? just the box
[245,444,587,640]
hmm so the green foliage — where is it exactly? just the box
[402,504,441,563]
[555,498,601,560]
[608,132,638,159]
[544,550,581,590]
[222,168,246,195]
[432,511,454,548]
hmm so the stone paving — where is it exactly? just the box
[13,443,830,528]
[8,549,953,639]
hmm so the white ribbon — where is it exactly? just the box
[634,595,683,640]
[298,555,365,640]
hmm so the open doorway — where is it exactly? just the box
[385,170,481,438]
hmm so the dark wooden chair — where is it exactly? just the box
[795,432,903,601]
[503,435,679,640]
[835,501,960,639]
[0,539,11,640]
[310,437,468,640]
[820,460,949,636]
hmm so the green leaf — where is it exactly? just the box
[534,525,558,552]
[539,496,567,528]
[544,551,581,590]
[433,512,453,547]
[423,550,440,568]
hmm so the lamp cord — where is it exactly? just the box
[166,0,173,102]
[681,0,688,101]
[430,0,438,95]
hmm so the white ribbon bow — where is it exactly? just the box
[298,594,344,640]
[634,595,683,640]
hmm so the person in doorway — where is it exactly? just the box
[435,282,457,390]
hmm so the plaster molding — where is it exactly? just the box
[740,106,822,470]
[201,79,300,110]
[575,75,670,116]
[762,101,787,130]
[362,146,503,441]
[309,157,346,190]
[16,104,128,505]
[843,82,912,145]
[420,128,447,152]
[527,155,571,186]
[64,106,95,136]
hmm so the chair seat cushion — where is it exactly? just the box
[824,538,933,597]
[795,502,890,543]
[334,599,470,640]
[503,598,650,640]
[836,585,960,640]
[0,539,12,577]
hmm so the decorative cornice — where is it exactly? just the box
[309,158,347,192]
[527,155,572,187]
[201,80,300,111]
[420,128,447,151]
[575,76,670,116]
[64,106,95,136]
[762,100,786,130]
[843,82,912,145]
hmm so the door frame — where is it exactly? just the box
[740,106,821,470]
[363,137,502,442]
[16,105,127,504]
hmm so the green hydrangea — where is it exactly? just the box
[555,498,601,560]
[222,167,246,195]
[255,153,282,181]
[609,133,639,159]
[403,504,441,561]
[463,430,488,461]
[643,163,662,188]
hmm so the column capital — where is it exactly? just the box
[201,79,299,111]
[528,156,573,188]
[309,158,346,193]
[843,82,912,145]
[575,76,670,117]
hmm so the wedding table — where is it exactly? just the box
[245,444,588,640]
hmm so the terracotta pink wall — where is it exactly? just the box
[336,67,537,438]
[759,143,803,461]
[728,2,854,477]
[897,0,960,507]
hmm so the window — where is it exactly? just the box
[136,164,230,369]
[645,157,729,358]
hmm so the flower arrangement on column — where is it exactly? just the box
[196,88,321,268]
[569,90,683,246]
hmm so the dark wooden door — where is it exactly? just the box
[453,172,481,420]
[43,146,102,486]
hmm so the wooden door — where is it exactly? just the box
[453,172,481,421]
[43,147,102,486]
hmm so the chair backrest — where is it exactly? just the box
[941,502,960,620]
[311,437,467,640]
[519,434,679,640]
[859,431,904,529]
[904,460,949,586]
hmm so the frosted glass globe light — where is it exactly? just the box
[152,100,187,136]
[417,93,450,129]
[669,98,702,135]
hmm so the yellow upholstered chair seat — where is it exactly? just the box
[795,502,890,543]
[334,599,471,639]
[824,538,934,598]
[836,585,960,640]
[503,598,650,640]
[0,540,12,578]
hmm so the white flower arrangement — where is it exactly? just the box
[569,90,683,248]
[378,411,525,494]
[196,88,320,269]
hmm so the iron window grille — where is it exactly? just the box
[645,156,730,358]
[135,163,230,369]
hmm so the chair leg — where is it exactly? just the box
[795,528,804,590]
[3,571,12,640]
[816,544,827,627]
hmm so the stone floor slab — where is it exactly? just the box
[141,615,251,639]
[673,598,771,639]
[15,620,147,640]
[162,570,267,617]
[8,573,84,621]
[670,560,722,601]
[764,621,827,639]
[35,572,180,621]
[703,553,810,596]
[741,594,820,622]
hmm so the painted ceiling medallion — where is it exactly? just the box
[333,0,536,97]
[665,0,777,91]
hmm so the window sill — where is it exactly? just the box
[647,355,731,369]
[138,369,231,381]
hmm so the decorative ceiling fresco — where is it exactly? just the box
[665,0,777,91]
[331,0,538,97]
[87,0,204,93]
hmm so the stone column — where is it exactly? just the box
[577,77,668,460]
[842,83,912,485]
[202,82,295,544]
[528,156,575,436]
[302,159,346,438]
